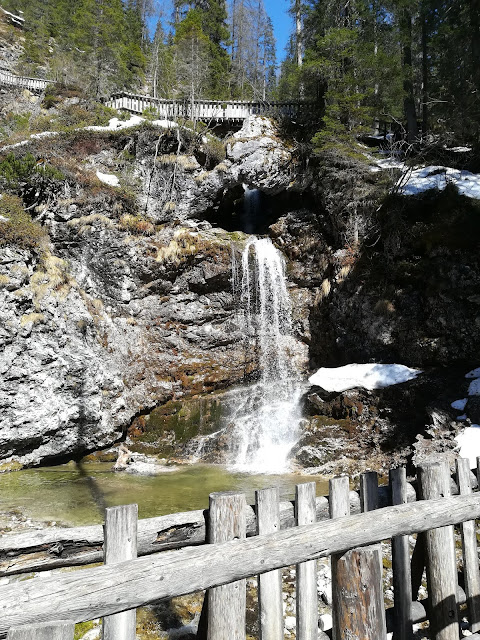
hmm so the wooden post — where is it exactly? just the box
[456,458,480,633]
[418,463,459,640]
[331,473,387,640]
[329,476,350,640]
[256,488,283,640]
[360,471,379,512]
[7,621,75,639]
[102,504,138,640]
[207,492,246,640]
[390,467,414,640]
[295,482,318,640]
[333,546,387,639]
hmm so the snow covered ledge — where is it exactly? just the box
[308,363,421,393]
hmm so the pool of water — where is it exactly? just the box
[0,462,329,526]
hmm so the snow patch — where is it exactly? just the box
[468,378,480,396]
[455,424,480,469]
[466,367,480,379]
[399,166,480,199]
[451,398,468,411]
[96,171,119,187]
[308,363,421,392]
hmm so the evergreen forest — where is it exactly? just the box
[3,0,480,147]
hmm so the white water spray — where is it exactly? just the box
[229,236,303,473]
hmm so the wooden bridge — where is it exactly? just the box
[2,459,480,639]
[105,92,302,123]
[0,69,48,93]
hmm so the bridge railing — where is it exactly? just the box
[2,460,480,640]
[0,69,48,92]
[105,92,303,121]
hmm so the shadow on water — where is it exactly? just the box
[74,367,108,518]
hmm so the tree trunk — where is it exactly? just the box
[402,8,418,142]
[421,6,428,135]
[295,0,302,68]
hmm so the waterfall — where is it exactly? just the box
[229,236,303,473]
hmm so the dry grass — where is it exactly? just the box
[67,213,115,234]
[158,154,199,171]
[20,312,45,327]
[29,252,72,309]
[119,214,155,235]
[0,274,10,287]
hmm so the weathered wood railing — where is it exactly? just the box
[0,69,48,92]
[105,92,303,122]
[2,459,480,639]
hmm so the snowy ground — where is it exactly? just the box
[370,149,480,200]
[453,366,480,468]
[0,115,179,153]
[308,363,421,392]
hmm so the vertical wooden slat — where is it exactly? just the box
[295,482,318,640]
[7,621,75,639]
[102,504,138,640]
[419,462,459,640]
[360,470,379,512]
[256,487,283,640]
[456,458,480,633]
[207,492,246,640]
[329,476,350,640]
[390,466,414,640]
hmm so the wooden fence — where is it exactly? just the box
[2,459,480,639]
[105,92,303,123]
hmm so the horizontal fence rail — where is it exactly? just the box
[1,490,480,636]
[105,92,305,122]
[3,469,476,576]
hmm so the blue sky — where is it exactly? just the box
[264,0,292,63]
[150,1,293,64]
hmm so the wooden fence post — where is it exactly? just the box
[207,492,246,640]
[418,462,459,640]
[329,475,350,640]
[256,487,283,640]
[295,482,318,640]
[7,621,75,639]
[331,472,387,640]
[102,504,138,640]
[456,458,480,633]
[390,466,414,640]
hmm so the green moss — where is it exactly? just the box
[131,392,230,454]
[0,460,23,473]
[74,621,97,640]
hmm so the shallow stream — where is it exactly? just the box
[0,462,329,527]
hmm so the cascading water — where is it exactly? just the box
[229,235,303,473]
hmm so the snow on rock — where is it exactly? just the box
[308,363,421,392]
[468,378,480,396]
[466,367,480,379]
[451,398,468,411]
[400,166,480,198]
[455,424,480,469]
[96,170,119,187]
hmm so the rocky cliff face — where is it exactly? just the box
[2,110,478,473]
[0,116,312,468]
